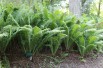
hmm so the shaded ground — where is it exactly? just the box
[59,53,103,68]
[5,43,103,68]
[9,53,103,68]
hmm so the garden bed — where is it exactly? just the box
[8,52,103,68]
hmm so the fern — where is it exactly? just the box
[0,25,19,53]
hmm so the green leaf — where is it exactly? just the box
[84,44,95,54]
[78,45,85,56]
[79,36,85,46]
[71,24,80,35]
[33,26,42,36]
[88,36,97,44]
[58,33,67,39]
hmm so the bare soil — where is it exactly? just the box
[7,52,103,68]
[5,42,103,68]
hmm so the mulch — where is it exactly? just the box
[2,42,103,68]
[7,52,103,68]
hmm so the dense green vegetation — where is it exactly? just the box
[0,0,103,67]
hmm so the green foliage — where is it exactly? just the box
[0,57,10,68]
[69,23,98,56]
[0,1,103,58]
[0,25,18,53]
[47,30,67,55]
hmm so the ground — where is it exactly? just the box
[8,53,103,68]
[4,44,103,68]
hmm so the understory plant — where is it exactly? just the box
[0,25,19,54]
[18,25,66,57]
[0,1,103,58]
[0,4,19,54]
[69,21,103,56]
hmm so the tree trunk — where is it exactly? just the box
[69,0,82,18]
[97,0,102,17]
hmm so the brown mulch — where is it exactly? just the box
[4,42,103,68]
[59,53,103,68]
[7,52,103,68]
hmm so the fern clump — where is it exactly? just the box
[0,1,103,58]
